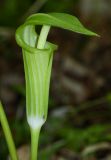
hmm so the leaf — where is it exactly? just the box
[25,12,98,36]
[16,12,98,52]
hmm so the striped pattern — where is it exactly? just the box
[16,25,56,128]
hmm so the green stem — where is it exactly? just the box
[0,101,18,160]
[30,128,41,160]
[37,25,50,49]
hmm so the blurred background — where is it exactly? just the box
[0,0,111,159]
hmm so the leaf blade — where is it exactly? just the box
[25,13,98,36]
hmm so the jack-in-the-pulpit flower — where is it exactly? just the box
[16,25,57,129]
[15,13,98,160]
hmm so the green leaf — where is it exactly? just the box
[25,13,98,36]
[16,12,98,52]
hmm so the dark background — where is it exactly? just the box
[0,0,111,159]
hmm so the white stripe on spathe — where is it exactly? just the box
[27,116,45,129]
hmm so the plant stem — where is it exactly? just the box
[0,101,18,160]
[37,25,50,49]
[30,128,41,160]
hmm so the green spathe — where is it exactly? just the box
[16,13,98,127]
[17,25,57,127]
[15,12,98,160]
[25,13,98,36]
